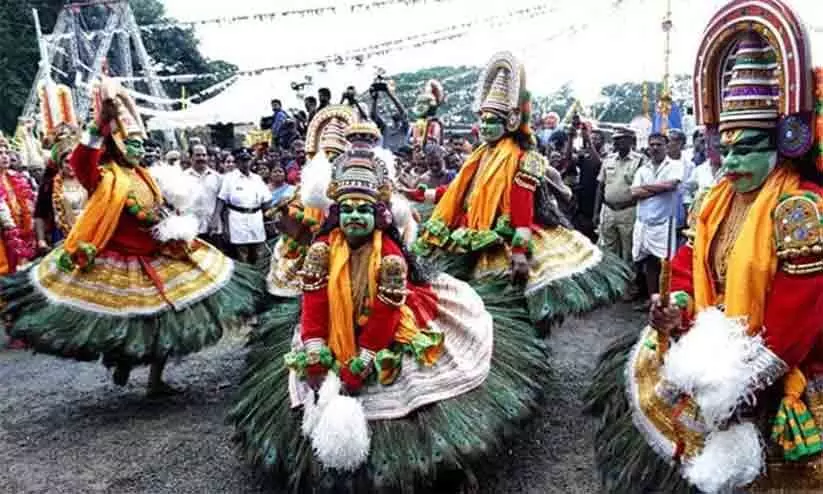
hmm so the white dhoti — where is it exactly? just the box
[632,220,674,261]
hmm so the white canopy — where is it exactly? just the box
[147,0,823,130]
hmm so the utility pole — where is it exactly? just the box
[657,0,673,134]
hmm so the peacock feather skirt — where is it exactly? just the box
[1,240,266,367]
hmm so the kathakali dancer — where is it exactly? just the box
[407,79,445,221]
[1,78,265,396]
[410,52,632,328]
[587,1,823,492]
[410,79,444,153]
[33,82,87,251]
[229,122,551,493]
[266,105,359,297]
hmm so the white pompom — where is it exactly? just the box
[309,373,371,472]
[682,422,763,493]
[152,213,199,243]
[301,390,321,437]
[390,193,418,247]
[300,153,333,211]
[149,164,201,213]
[663,307,765,427]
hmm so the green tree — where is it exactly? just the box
[385,66,480,125]
[591,74,692,123]
[0,0,63,132]
[0,0,236,133]
[532,83,577,121]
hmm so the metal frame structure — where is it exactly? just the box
[24,0,175,144]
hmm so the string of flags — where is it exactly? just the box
[114,4,553,84]
[46,0,453,42]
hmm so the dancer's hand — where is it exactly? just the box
[511,253,530,286]
[305,363,327,391]
[94,99,118,137]
[649,294,681,336]
[339,366,365,395]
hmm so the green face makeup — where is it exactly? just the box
[719,129,777,193]
[124,138,145,166]
[479,112,505,144]
[414,95,435,118]
[340,198,376,241]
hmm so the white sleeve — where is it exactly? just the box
[631,166,644,187]
[665,160,685,183]
[217,174,231,202]
[0,200,15,229]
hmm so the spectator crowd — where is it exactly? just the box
[0,82,721,316]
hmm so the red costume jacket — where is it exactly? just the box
[301,235,438,356]
[70,142,159,257]
[410,149,540,255]
[670,181,823,377]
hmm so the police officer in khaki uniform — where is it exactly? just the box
[595,127,644,297]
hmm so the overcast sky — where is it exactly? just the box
[153,0,823,125]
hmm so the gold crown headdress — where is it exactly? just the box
[305,105,357,160]
[474,51,528,132]
[244,129,272,149]
[39,80,79,139]
[326,122,391,203]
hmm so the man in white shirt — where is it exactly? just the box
[184,144,222,243]
[666,129,691,232]
[631,132,684,305]
[213,149,271,264]
[685,129,722,202]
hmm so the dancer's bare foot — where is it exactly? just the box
[146,358,179,397]
[112,363,131,386]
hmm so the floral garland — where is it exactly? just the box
[124,191,160,227]
[51,173,72,236]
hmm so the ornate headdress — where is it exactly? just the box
[719,33,780,132]
[92,78,147,157]
[39,81,79,136]
[416,79,445,107]
[305,105,357,159]
[327,122,392,204]
[693,0,814,158]
[36,81,79,166]
[474,51,531,134]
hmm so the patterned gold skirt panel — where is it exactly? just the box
[266,237,303,297]
[33,241,234,316]
[472,226,601,291]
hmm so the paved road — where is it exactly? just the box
[0,304,641,494]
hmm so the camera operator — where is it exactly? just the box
[340,85,369,121]
[369,75,409,152]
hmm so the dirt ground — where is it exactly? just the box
[0,304,641,494]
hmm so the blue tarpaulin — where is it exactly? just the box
[652,100,683,134]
